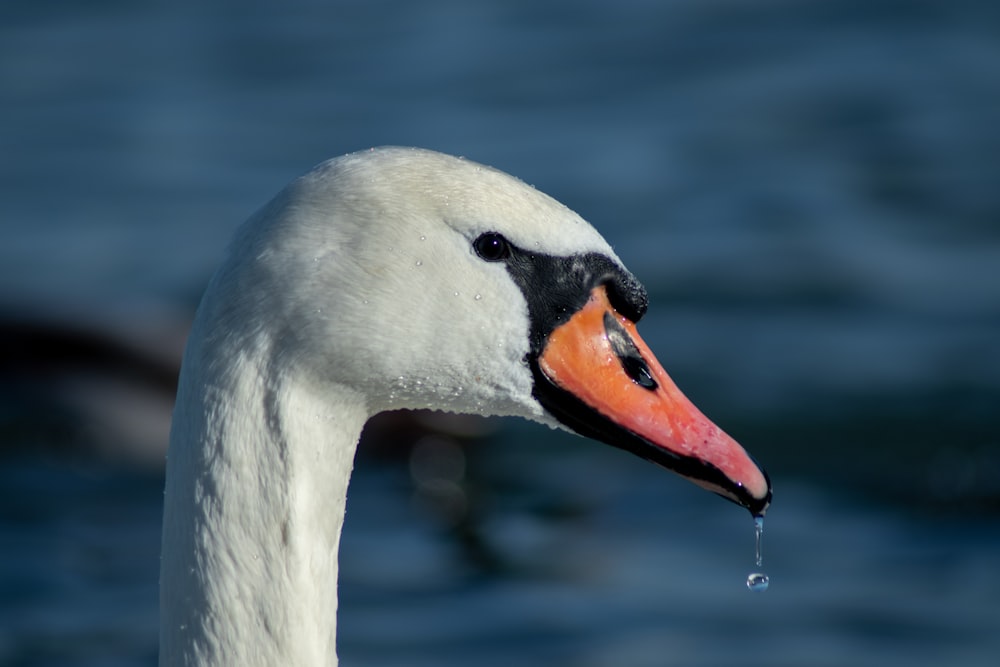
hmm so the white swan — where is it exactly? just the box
[160,147,771,666]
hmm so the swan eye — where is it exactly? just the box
[473,232,511,262]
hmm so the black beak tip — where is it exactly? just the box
[743,466,772,518]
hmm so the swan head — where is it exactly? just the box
[213,147,771,516]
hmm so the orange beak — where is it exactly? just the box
[536,286,771,516]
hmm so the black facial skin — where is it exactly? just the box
[473,232,647,354]
[473,232,771,516]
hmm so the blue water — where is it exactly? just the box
[2,1,1000,665]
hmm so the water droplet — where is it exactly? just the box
[753,516,764,567]
[746,572,769,592]
[419,235,426,241]
[474,294,482,300]
[415,260,423,266]
[746,515,769,592]
[454,291,460,297]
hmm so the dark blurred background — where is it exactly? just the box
[1,1,998,666]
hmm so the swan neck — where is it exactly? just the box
[160,329,366,666]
